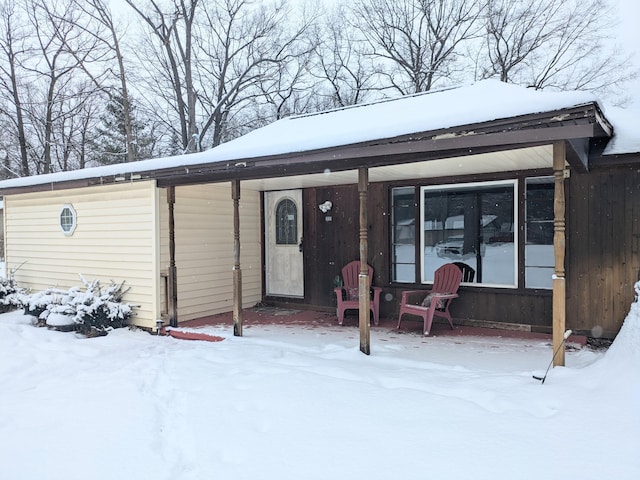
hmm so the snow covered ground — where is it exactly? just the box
[1,302,639,480]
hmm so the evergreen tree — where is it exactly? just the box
[91,95,154,165]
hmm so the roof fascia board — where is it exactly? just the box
[566,138,590,173]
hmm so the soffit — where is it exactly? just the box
[241,144,553,191]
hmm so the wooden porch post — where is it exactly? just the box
[358,167,371,355]
[232,179,243,337]
[553,141,567,367]
[167,186,178,328]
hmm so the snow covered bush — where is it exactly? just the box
[0,278,27,313]
[22,276,136,336]
[22,287,68,320]
[66,278,135,336]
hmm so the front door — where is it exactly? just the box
[265,190,304,297]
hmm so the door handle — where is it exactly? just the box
[299,237,303,252]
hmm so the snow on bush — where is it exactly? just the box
[22,275,136,336]
[45,312,77,327]
[22,287,71,323]
[0,277,27,313]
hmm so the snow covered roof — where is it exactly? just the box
[208,80,601,158]
[601,106,640,155]
[0,79,635,194]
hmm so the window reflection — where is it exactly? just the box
[525,177,554,289]
[422,181,516,286]
[391,187,416,283]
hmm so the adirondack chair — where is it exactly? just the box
[334,261,382,326]
[397,263,463,335]
[453,262,475,282]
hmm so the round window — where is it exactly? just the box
[59,204,77,235]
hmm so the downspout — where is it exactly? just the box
[167,186,178,327]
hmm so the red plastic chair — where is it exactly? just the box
[334,261,382,326]
[397,263,463,335]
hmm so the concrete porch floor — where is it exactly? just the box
[174,306,587,345]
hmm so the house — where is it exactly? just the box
[1,80,638,351]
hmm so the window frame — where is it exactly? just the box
[419,179,519,288]
[390,186,417,283]
[524,176,555,289]
[59,204,77,236]
[275,197,298,245]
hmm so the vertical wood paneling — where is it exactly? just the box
[297,165,638,338]
[302,183,389,310]
[567,166,640,338]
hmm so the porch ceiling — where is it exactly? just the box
[241,144,553,191]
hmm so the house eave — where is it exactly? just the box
[155,121,599,188]
[0,102,610,196]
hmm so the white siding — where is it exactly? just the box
[159,183,262,322]
[4,181,159,328]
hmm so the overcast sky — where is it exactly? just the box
[617,0,640,106]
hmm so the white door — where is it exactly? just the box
[265,190,304,297]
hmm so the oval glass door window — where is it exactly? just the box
[275,198,297,245]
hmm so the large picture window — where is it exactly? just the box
[421,181,517,287]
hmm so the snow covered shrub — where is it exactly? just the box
[66,277,135,336]
[0,278,27,313]
[22,287,74,326]
[22,276,136,335]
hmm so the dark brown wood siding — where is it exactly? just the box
[566,165,640,338]
[302,184,388,309]
[293,164,639,338]
[299,179,552,330]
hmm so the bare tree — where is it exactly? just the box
[195,0,315,148]
[480,0,637,102]
[352,0,484,94]
[125,0,199,153]
[22,0,104,173]
[67,0,138,163]
[311,4,381,108]
[255,54,316,122]
[480,0,560,83]
[71,92,103,169]
[0,0,32,177]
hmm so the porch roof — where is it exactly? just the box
[0,80,622,196]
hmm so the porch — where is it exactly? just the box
[167,306,587,346]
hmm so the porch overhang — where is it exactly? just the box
[0,102,613,197]
[151,105,609,189]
